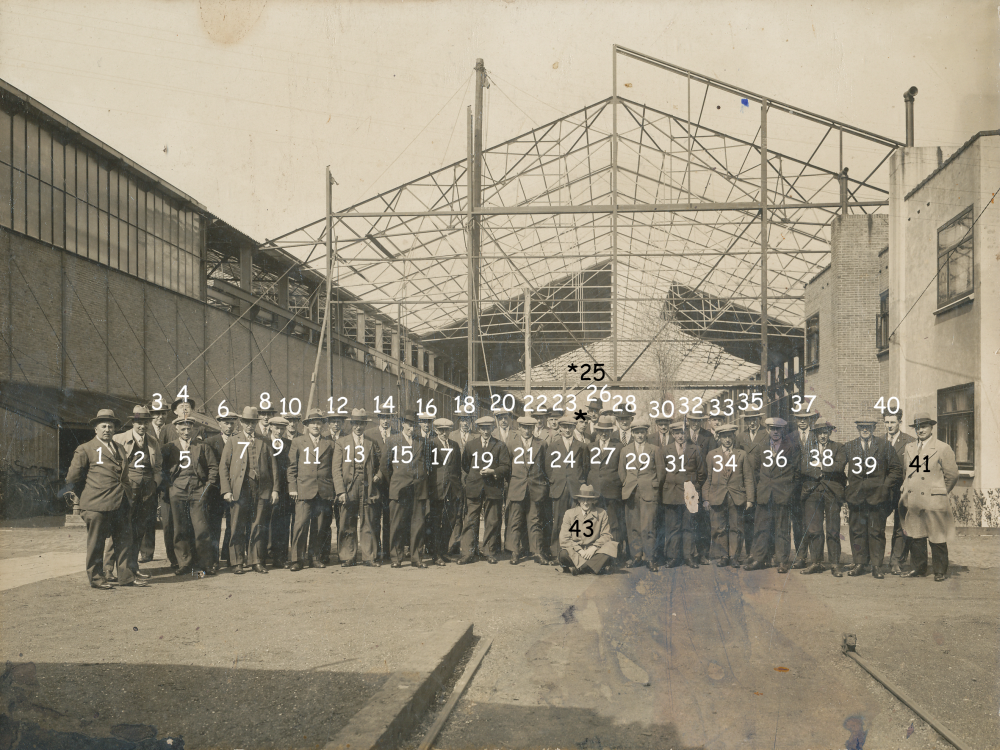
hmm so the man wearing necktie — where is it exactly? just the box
[333,409,381,567]
[558,485,619,575]
[138,402,170,564]
[654,419,705,569]
[702,424,755,567]
[736,410,767,563]
[458,415,512,565]
[587,416,624,559]
[266,415,293,569]
[428,417,463,566]
[505,416,550,565]
[381,410,435,568]
[884,410,916,575]
[205,410,239,572]
[364,406,397,562]
[287,409,336,571]
[60,410,147,589]
[843,416,904,579]
[546,414,589,562]
[449,412,477,555]
[789,410,820,566]
[220,407,279,574]
[798,421,848,576]
[745,417,799,572]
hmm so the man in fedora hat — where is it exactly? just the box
[587,416,624,555]
[884,409,916,575]
[160,395,202,446]
[505,415,549,565]
[702,424,755,567]
[428,417,462,566]
[448,411,477,556]
[457,415,511,565]
[220,407,279,574]
[60,409,147,589]
[652,419,705,570]
[138,401,170,564]
[287,409,335,571]
[900,413,959,581]
[736,409,767,563]
[380,410,434,568]
[160,414,219,578]
[558,484,619,575]
[105,405,162,581]
[365,405,397,561]
[745,417,799,573]
[333,408,381,567]
[547,413,589,562]
[205,409,240,571]
[843,416,903,579]
[265,415,293,569]
[798,421,847,576]
[789,409,821,565]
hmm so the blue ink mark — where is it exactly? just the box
[741,98,749,108]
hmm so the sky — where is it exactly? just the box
[0,0,996,244]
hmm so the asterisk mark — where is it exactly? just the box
[574,410,587,421]
[567,363,578,372]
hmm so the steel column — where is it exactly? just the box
[611,44,619,382]
[760,99,770,399]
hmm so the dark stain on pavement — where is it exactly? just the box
[844,714,867,749]
[561,604,576,623]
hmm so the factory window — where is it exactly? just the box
[938,383,974,470]
[805,314,819,368]
[876,290,889,352]
[937,207,974,308]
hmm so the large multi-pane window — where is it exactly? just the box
[805,313,820,367]
[938,383,974,470]
[937,207,974,308]
[0,106,202,298]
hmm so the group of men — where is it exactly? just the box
[59,394,960,589]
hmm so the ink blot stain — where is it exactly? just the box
[774,666,789,672]
[844,715,867,749]
[561,605,576,623]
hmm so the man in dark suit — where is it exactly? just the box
[333,409,381,567]
[449,412,477,555]
[220,407,279,574]
[745,417,800,573]
[265,415,293,569]
[619,417,666,570]
[204,410,238,571]
[492,408,518,547]
[788,410,820,566]
[798,421,848,576]
[588,416,623,550]
[686,414,717,564]
[702,424,755,567]
[138,402,170,564]
[160,415,219,578]
[614,410,634,447]
[843,417,904,579]
[287,409,335,571]
[884,410,916,575]
[505,416,549,565]
[60,410,148,589]
[736,410,767,564]
[657,419,707,569]
[381,410,434,568]
[458,415,511,564]
[547,414,589,561]
[365,406,396,562]
[427,417,462,566]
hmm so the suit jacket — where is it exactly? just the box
[220,433,278,501]
[901,437,959,513]
[159,422,204,447]
[449,428,477,490]
[887,431,915,505]
[161,440,219,498]
[333,433,380,503]
[60,437,131,512]
[658,441,707,506]
[587,439,623,501]
[462,434,511,501]
[364,425,397,469]
[800,439,847,503]
[843,435,903,506]
[619,442,666,503]
[755,436,799,505]
[203,433,231,486]
[689,429,717,459]
[736,428,769,462]
[506,435,549,503]
[381,433,432,501]
[428,434,463,502]
[113,429,162,481]
[287,434,335,500]
[794,429,823,480]
[703,446,755,506]
[546,435,588,499]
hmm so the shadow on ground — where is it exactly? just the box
[0,661,386,749]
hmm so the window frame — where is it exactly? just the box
[876,290,889,352]
[805,313,820,368]
[937,382,974,470]
[936,206,974,308]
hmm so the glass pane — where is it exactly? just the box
[128,180,138,225]
[171,246,179,291]
[87,204,98,261]
[98,163,108,212]
[169,204,179,246]
[118,172,128,218]
[130,225,139,277]
[937,261,948,305]
[12,115,25,171]
[64,144,75,197]
[190,253,199,297]
[118,219,128,272]
[26,175,39,238]
[76,199,88,255]
[87,155,97,206]
[153,194,162,240]
[938,209,973,249]
[153,236,163,286]
[106,167,116,217]
[40,182,52,244]
[144,189,153,231]
[12,169,25,233]
[52,139,63,189]
[0,165,10,228]
[39,127,51,183]
[64,192,76,252]
[144,231,155,282]
[26,120,38,178]
[76,149,87,200]
[0,109,10,164]
[191,214,201,249]
[108,212,119,269]
[53,189,65,248]
[98,210,109,265]
[178,250,187,296]
[948,239,973,297]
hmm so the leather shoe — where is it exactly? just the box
[685,559,699,569]
[121,579,149,587]
[800,562,824,575]
[777,564,789,574]
[510,555,520,565]
[311,561,326,569]
[91,580,113,590]
[133,570,151,579]
[716,557,730,567]
[342,561,356,568]
[548,559,560,566]
[648,563,659,572]
[744,560,765,571]
[390,562,402,569]
[457,556,474,565]
[934,573,947,582]
[106,574,118,583]
[847,565,868,577]
[533,554,547,566]
[233,564,245,575]
[872,567,885,579]
[414,561,428,568]
[174,566,191,576]
[570,567,581,576]
[791,560,807,569]
[890,564,903,576]
[906,569,927,578]
[362,560,381,567]
[625,558,640,569]
[205,567,217,576]
[435,558,447,567]
[289,562,303,572]
[487,556,498,565]
[831,566,844,577]
[731,559,742,568]
[138,555,153,564]
[253,564,268,574]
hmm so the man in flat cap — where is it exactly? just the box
[656,419,706,569]
[789,409,821,565]
[457,415,511,564]
[618,416,666,570]
[333,408,381,567]
[160,413,219,578]
[204,408,239,571]
[798,421,848,576]
[427,417,462,566]
[492,407,519,546]
[60,410,148,589]
[448,412,478,556]
[745,417,799,573]
[702,423,755,567]
[884,409,916,575]
[265,415,293,568]
[365,405,397,562]
[900,413,959,581]
[587,416,624,557]
[558,485,619,575]
[736,410,768,564]
[380,410,434,568]
[505,415,549,565]
[220,407,279,574]
[547,413,590,562]
[686,413,717,563]
[287,409,335,571]
[138,401,170,564]
[843,416,903,579]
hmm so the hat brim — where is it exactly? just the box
[910,419,937,427]
[90,416,121,428]
[170,398,197,412]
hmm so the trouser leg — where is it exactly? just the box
[505,500,527,555]
[693,505,711,558]
[774,503,792,564]
[248,492,272,566]
[389,493,414,565]
[229,495,251,567]
[909,538,928,574]
[160,491,177,567]
[742,504,756,559]
[448,493,465,554]
[930,542,948,576]
[825,499,842,566]
[460,497,482,559]
[139,488,157,559]
[188,494,213,572]
[889,500,911,567]
[848,504,868,566]
[380,499,392,559]
[709,502,729,559]
[867,502,890,568]
[289,498,315,564]
[583,553,611,574]
[527,496,552,557]
[268,496,292,565]
[653,503,666,563]
[640,498,659,563]
[170,492,195,570]
[82,510,110,584]
[802,493,825,563]
[336,501,359,564]
[728,502,744,561]
[480,498,501,558]
[790,492,806,556]
[749,503,775,564]
[549,489,573,559]
[358,500,378,562]
[662,505,682,562]
[625,493,643,561]
[206,486,224,565]
[108,505,135,585]
[318,499,336,563]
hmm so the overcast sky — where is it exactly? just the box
[1,0,995,243]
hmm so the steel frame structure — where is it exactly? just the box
[265,46,901,399]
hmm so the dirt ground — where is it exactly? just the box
[1,527,997,750]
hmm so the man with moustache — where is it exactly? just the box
[492,407,519,548]
[333,409,381,567]
[736,410,768,564]
[449,411,478,556]
[204,409,239,572]
[505,415,549,566]
[137,402,170,564]
[458,415,511,565]
[789,409,821,566]
[287,409,335,571]
[798,421,848,576]
[745,417,799,573]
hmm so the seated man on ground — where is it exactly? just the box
[558,484,619,575]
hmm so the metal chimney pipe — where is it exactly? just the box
[904,87,918,147]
